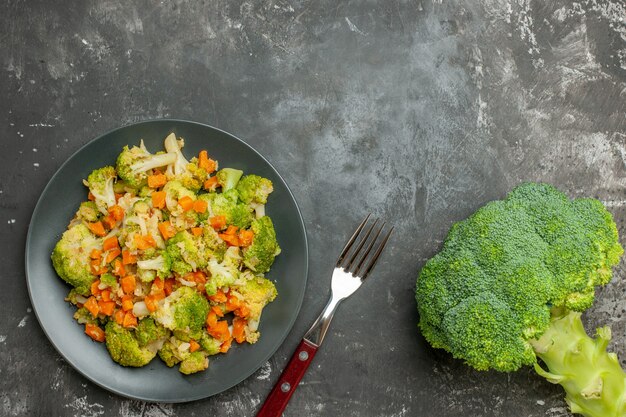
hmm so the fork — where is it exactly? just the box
[256,214,393,417]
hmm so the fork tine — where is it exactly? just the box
[349,222,385,274]
[341,218,379,270]
[357,226,393,279]
[336,214,371,267]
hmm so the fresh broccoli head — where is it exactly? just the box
[236,175,273,205]
[216,168,243,192]
[51,224,101,295]
[85,166,117,214]
[75,201,101,222]
[415,182,625,417]
[135,317,170,347]
[243,216,281,274]
[152,287,210,332]
[104,321,157,367]
[179,351,209,375]
[205,189,253,229]
[116,141,176,189]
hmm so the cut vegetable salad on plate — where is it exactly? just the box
[51,133,281,374]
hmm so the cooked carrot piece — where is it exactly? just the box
[90,280,101,296]
[238,230,254,247]
[191,227,203,237]
[88,221,106,237]
[147,174,167,188]
[90,249,102,260]
[164,278,175,296]
[122,250,137,265]
[178,196,194,211]
[198,150,217,173]
[123,312,138,328]
[189,339,200,353]
[88,192,95,201]
[204,176,219,191]
[90,260,107,275]
[208,290,227,303]
[108,205,125,221]
[158,222,176,240]
[144,295,158,312]
[219,337,233,353]
[225,295,241,312]
[121,295,134,311]
[143,234,156,248]
[103,236,119,251]
[102,215,117,230]
[219,233,240,247]
[151,191,166,209]
[152,277,164,291]
[211,306,224,317]
[208,320,230,341]
[98,300,116,316]
[101,289,111,302]
[193,271,206,285]
[206,311,218,329]
[134,234,156,250]
[112,258,125,277]
[209,215,226,230]
[121,275,136,294]
[85,323,105,342]
[234,305,250,318]
[114,309,125,325]
[105,248,121,264]
[193,200,208,213]
[84,296,100,317]
[232,317,246,343]
[114,193,124,202]
[224,225,238,235]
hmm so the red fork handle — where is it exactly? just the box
[256,339,319,417]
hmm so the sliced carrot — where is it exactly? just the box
[113,258,125,277]
[188,339,201,353]
[98,300,116,316]
[206,311,218,329]
[90,260,107,275]
[121,275,136,294]
[121,295,134,311]
[232,317,246,343]
[90,249,102,260]
[219,233,240,247]
[108,205,125,221]
[114,309,125,325]
[193,199,208,214]
[103,236,119,251]
[209,215,226,230]
[191,227,203,237]
[105,248,122,264]
[85,323,105,342]
[158,222,176,240]
[101,289,111,302]
[238,229,254,247]
[147,174,167,188]
[220,337,233,353]
[152,277,164,291]
[90,280,101,297]
[102,215,117,230]
[134,234,156,250]
[88,221,106,237]
[203,176,219,191]
[225,295,241,312]
[123,312,138,328]
[208,290,227,303]
[164,278,175,296]
[208,320,230,341]
[88,192,95,201]
[234,305,250,318]
[144,295,158,312]
[193,271,207,285]
[114,192,124,202]
[122,250,137,265]
[151,191,166,209]
[211,305,224,317]
[198,150,217,173]
[224,225,238,235]
[178,196,194,212]
[84,296,100,317]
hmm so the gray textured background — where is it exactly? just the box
[1,0,626,416]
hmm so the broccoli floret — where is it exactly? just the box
[179,351,209,375]
[73,307,97,325]
[85,166,117,214]
[100,273,118,291]
[166,231,205,275]
[104,321,156,367]
[216,168,243,192]
[116,141,176,189]
[233,275,277,321]
[236,175,273,205]
[152,287,210,332]
[76,201,101,222]
[135,317,170,347]
[161,134,207,192]
[51,224,101,295]
[415,182,625,416]
[163,180,195,212]
[205,247,242,296]
[205,190,253,229]
[137,251,172,281]
[243,216,281,274]
[199,333,222,355]
[158,340,181,367]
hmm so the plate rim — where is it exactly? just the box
[24,118,309,403]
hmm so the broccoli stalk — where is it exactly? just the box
[85,166,117,214]
[415,182,625,417]
[216,168,243,192]
[116,140,176,188]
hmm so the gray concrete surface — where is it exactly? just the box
[1,0,626,416]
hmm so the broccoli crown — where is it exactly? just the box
[205,190,253,229]
[216,168,243,192]
[199,333,222,355]
[51,224,101,295]
[177,160,207,193]
[163,180,195,211]
[86,166,117,213]
[76,201,101,222]
[236,175,273,205]
[137,251,172,280]
[415,182,624,372]
[135,317,170,346]
[104,321,157,367]
[233,275,277,321]
[152,287,210,332]
[243,216,281,274]
[205,247,242,295]
[158,340,182,367]
[179,351,209,375]
[116,143,176,189]
[166,231,205,275]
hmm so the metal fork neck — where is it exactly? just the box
[303,291,343,347]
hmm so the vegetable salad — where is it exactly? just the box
[51,133,281,374]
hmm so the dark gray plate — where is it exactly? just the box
[25,119,308,402]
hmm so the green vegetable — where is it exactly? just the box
[152,287,210,332]
[243,216,281,273]
[415,182,625,417]
[76,201,100,222]
[158,340,181,367]
[135,317,170,347]
[116,142,176,189]
[216,168,243,192]
[85,166,117,214]
[179,351,209,374]
[51,224,100,295]
[201,190,253,229]
[104,321,156,367]
[233,274,277,321]
[236,175,273,205]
